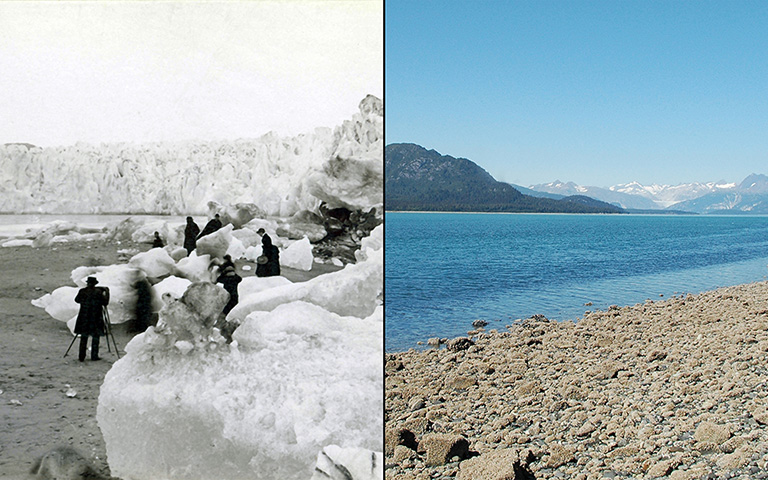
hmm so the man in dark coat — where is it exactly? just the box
[74,277,110,362]
[216,266,242,314]
[183,216,200,255]
[197,213,223,240]
[256,233,280,277]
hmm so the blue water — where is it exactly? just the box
[385,212,768,351]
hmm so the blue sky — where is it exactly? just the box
[386,1,768,187]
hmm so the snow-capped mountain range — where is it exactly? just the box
[524,174,768,213]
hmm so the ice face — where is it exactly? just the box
[0,96,382,217]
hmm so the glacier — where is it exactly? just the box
[0,95,382,217]
[22,96,383,479]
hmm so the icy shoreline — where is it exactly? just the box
[386,281,768,479]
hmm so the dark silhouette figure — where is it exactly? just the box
[217,266,242,314]
[152,231,164,248]
[256,233,280,277]
[197,213,223,240]
[219,254,235,273]
[74,277,110,362]
[128,271,154,334]
[183,216,200,255]
[256,228,272,247]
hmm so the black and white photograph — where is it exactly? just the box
[0,1,383,479]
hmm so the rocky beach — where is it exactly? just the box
[386,282,768,479]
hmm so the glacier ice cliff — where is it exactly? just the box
[0,95,382,217]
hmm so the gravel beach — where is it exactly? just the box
[386,282,768,479]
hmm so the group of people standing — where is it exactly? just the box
[73,213,283,361]
[182,214,280,278]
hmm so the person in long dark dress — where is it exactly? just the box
[183,216,200,255]
[216,266,242,314]
[197,213,223,240]
[255,233,280,277]
[74,277,110,362]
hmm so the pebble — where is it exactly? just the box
[386,282,768,479]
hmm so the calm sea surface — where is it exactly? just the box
[385,212,768,351]
[0,214,206,238]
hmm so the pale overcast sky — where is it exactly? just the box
[0,1,383,147]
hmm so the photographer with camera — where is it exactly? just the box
[74,277,110,362]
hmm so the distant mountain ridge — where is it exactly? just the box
[385,143,623,213]
[527,174,768,214]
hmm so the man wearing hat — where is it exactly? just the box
[74,277,110,362]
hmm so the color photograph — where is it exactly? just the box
[0,1,382,479]
[385,1,768,478]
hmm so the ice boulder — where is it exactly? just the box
[151,276,193,312]
[2,239,33,247]
[196,224,234,259]
[228,245,382,322]
[231,227,262,249]
[244,245,261,262]
[305,96,383,211]
[31,286,79,322]
[208,201,266,229]
[106,217,145,242]
[310,445,383,480]
[280,237,314,271]
[129,248,177,279]
[355,224,383,263]
[175,252,215,283]
[130,221,185,247]
[32,231,55,248]
[237,275,292,299]
[276,221,327,242]
[169,246,188,262]
[98,298,382,480]
[71,264,143,324]
[225,235,246,261]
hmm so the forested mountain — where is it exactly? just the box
[385,143,623,213]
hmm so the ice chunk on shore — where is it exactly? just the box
[196,224,234,259]
[174,252,214,283]
[228,245,382,322]
[2,239,33,247]
[129,248,177,279]
[281,236,314,271]
[237,275,292,298]
[311,445,383,480]
[71,264,141,324]
[97,292,382,480]
[31,286,79,322]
